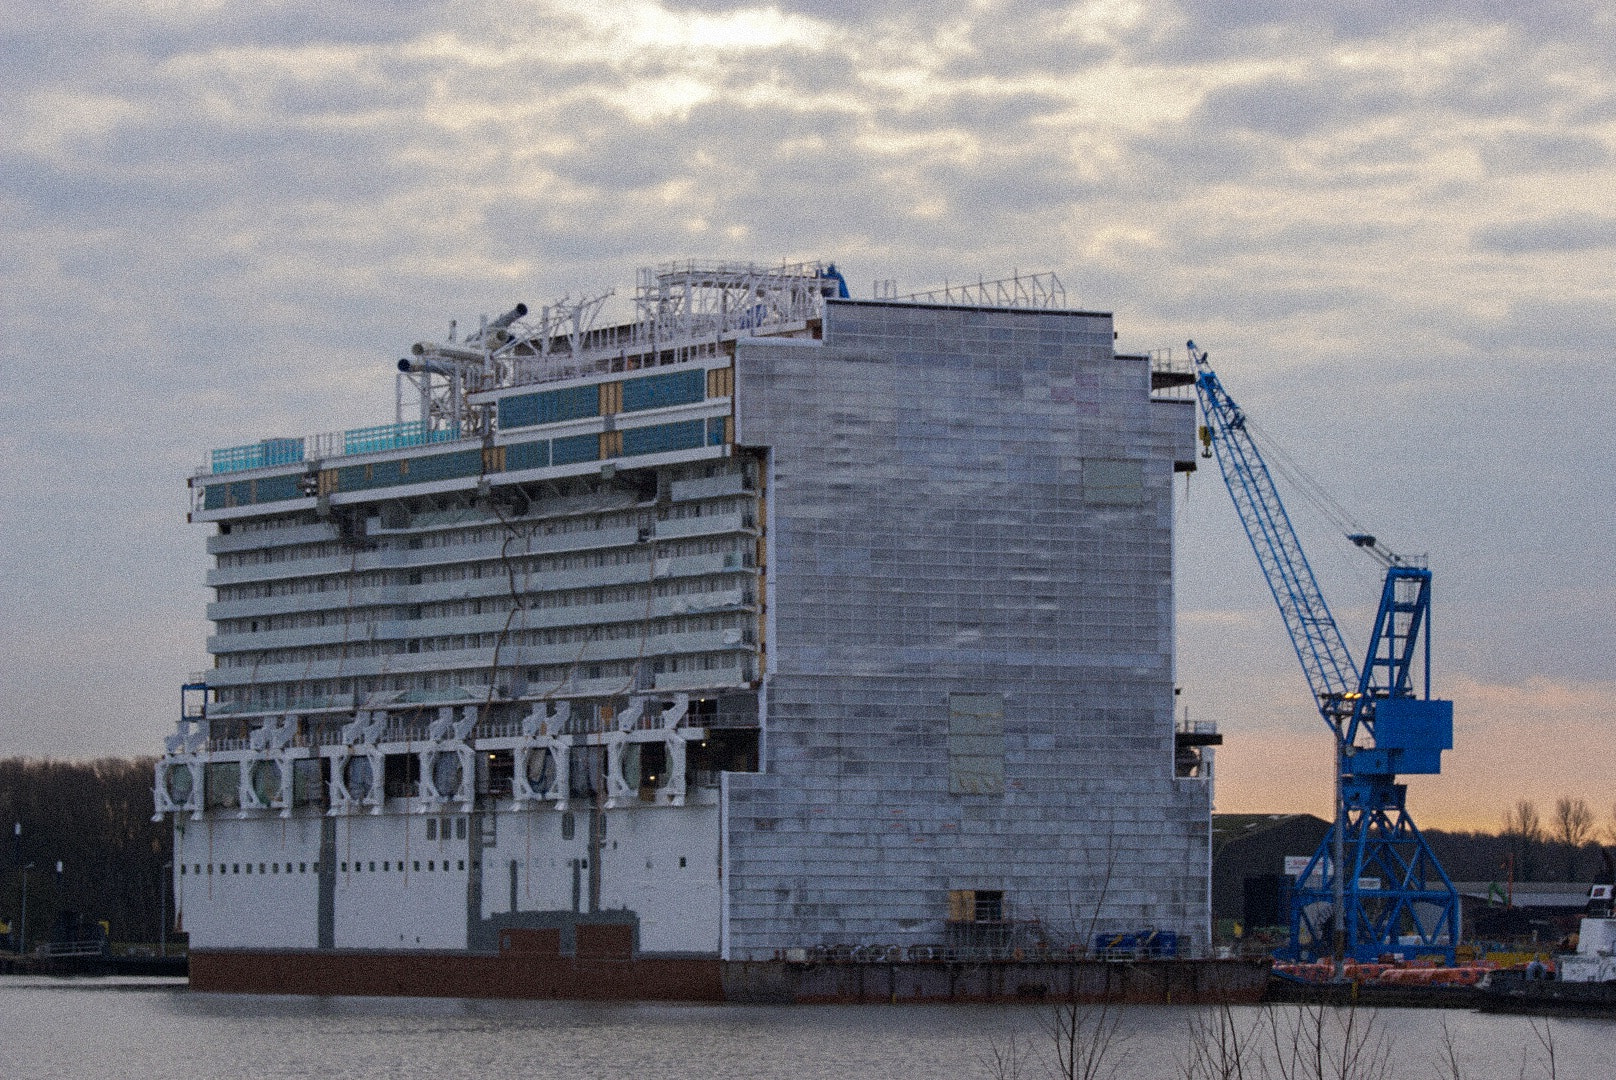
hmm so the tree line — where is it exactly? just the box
[1350,797,1615,887]
[1,757,169,950]
[1489,796,1614,883]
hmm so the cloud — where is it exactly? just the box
[1473,215,1616,253]
[2,0,1615,792]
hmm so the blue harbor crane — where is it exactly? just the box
[1190,342,1460,966]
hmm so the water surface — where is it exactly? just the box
[2,977,1609,1079]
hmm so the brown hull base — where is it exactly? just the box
[190,950,1268,1005]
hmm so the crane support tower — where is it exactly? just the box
[1190,342,1460,965]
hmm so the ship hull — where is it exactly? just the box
[1477,970,1616,1017]
[190,950,1269,1005]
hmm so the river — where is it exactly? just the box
[2,977,1609,1079]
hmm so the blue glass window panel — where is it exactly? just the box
[505,440,550,471]
[500,384,599,429]
[405,450,483,483]
[622,420,705,457]
[252,474,305,503]
[621,369,705,413]
[552,434,599,465]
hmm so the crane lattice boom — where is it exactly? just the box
[1189,341,1459,966]
[1191,349,1358,721]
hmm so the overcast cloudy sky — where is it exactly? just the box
[3,0,1612,830]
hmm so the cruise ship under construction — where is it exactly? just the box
[155,259,1261,1002]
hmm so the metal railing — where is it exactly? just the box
[42,940,108,958]
[208,422,467,476]
[889,270,1067,310]
[211,438,306,474]
[344,420,461,456]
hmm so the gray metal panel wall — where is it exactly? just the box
[723,301,1210,959]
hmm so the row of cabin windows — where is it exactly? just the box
[180,859,471,875]
[426,816,468,841]
[215,542,343,569]
[216,574,752,636]
[181,862,315,875]
[215,646,755,705]
[213,537,750,604]
[214,619,751,668]
[215,498,749,573]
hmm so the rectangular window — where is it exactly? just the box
[499,384,600,429]
[505,439,550,471]
[404,450,482,483]
[291,758,325,807]
[948,693,1005,795]
[1083,458,1145,505]
[947,888,1005,923]
[552,433,600,466]
[622,368,705,412]
[622,419,705,457]
[204,762,241,810]
[426,818,437,841]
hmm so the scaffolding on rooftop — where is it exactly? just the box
[879,270,1068,310]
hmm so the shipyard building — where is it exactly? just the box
[157,261,1211,974]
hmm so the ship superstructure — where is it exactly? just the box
[155,260,1214,982]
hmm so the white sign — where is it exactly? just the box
[1284,856,1313,877]
[1357,877,1382,891]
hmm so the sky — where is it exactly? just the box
[2,0,1612,832]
